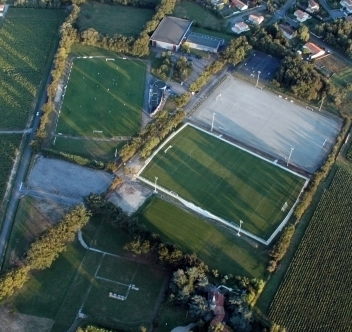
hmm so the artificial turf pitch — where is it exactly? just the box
[140,125,306,240]
[56,57,146,137]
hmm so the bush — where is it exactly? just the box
[269,225,295,262]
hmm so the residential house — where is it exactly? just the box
[307,0,319,12]
[150,17,192,51]
[304,42,326,59]
[294,9,310,22]
[232,21,250,34]
[340,0,352,13]
[279,24,295,39]
[232,0,248,11]
[345,15,352,20]
[0,5,4,11]
[249,14,264,25]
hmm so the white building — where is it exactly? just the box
[231,0,248,11]
[249,14,264,25]
[340,0,352,13]
[304,42,326,59]
[232,22,250,34]
[294,9,311,22]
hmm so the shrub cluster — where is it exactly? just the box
[119,109,185,162]
[42,148,105,169]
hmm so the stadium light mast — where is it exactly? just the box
[154,176,158,193]
[287,147,294,167]
[237,220,243,237]
[318,96,325,112]
[256,71,261,88]
[211,112,216,131]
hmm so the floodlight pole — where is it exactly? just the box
[211,112,216,131]
[256,71,261,88]
[287,147,294,167]
[154,176,158,193]
[237,220,243,237]
[322,138,327,147]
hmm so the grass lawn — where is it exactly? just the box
[50,136,125,161]
[173,1,225,30]
[140,125,306,240]
[11,217,168,331]
[56,57,146,138]
[191,27,233,42]
[139,197,269,278]
[77,1,154,37]
[3,196,65,270]
[332,67,352,87]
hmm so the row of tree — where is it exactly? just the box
[119,109,185,161]
[189,36,252,92]
[313,20,352,58]
[0,205,91,301]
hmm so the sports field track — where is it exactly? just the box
[140,125,306,240]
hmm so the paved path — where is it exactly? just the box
[0,129,32,134]
[171,323,197,332]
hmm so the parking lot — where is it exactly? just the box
[190,76,342,173]
[236,51,280,82]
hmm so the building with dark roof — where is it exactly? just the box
[184,33,224,53]
[150,16,192,51]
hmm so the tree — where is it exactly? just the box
[297,25,310,42]
[269,224,295,262]
[0,266,30,301]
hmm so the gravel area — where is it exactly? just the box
[27,156,113,199]
[190,76,342,173]
[107,179,152,215]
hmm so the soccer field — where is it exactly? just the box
[140,125,306,240]
[56,57,146,137]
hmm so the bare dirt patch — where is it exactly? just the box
[27,156,113,199]
[107,179,152,215]
[0,306,53,332]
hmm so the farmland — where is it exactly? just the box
[77,1,154,37]
[140,125,306,241]
[0,135,22,204]
[0,8,66,129]
[11,217,167,332]
[56,57,146,138]
[139,197,269,278]
[268,168,352,332]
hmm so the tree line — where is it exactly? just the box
[313,20,352,58]
[0,205,91,301]
[189,36,252,92]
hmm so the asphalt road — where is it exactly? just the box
[0,75,48,269]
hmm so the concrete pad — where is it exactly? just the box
[190,76,342,173]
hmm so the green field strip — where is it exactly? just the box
[140,125,306,240]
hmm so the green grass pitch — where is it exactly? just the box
[140,125,306,240]
[139,197,269,278]
[56,57,146,137]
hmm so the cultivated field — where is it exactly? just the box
[56,57,146,137]
[140,197,269,278]
[190,76,342,173]
[140,125,306,240]
[77,1,154,37]
[0,135,22,203]
[268,167,352,332]
[12,218,168,332]
[0,8,65,129]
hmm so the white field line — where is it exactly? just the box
[137,123,310,245]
